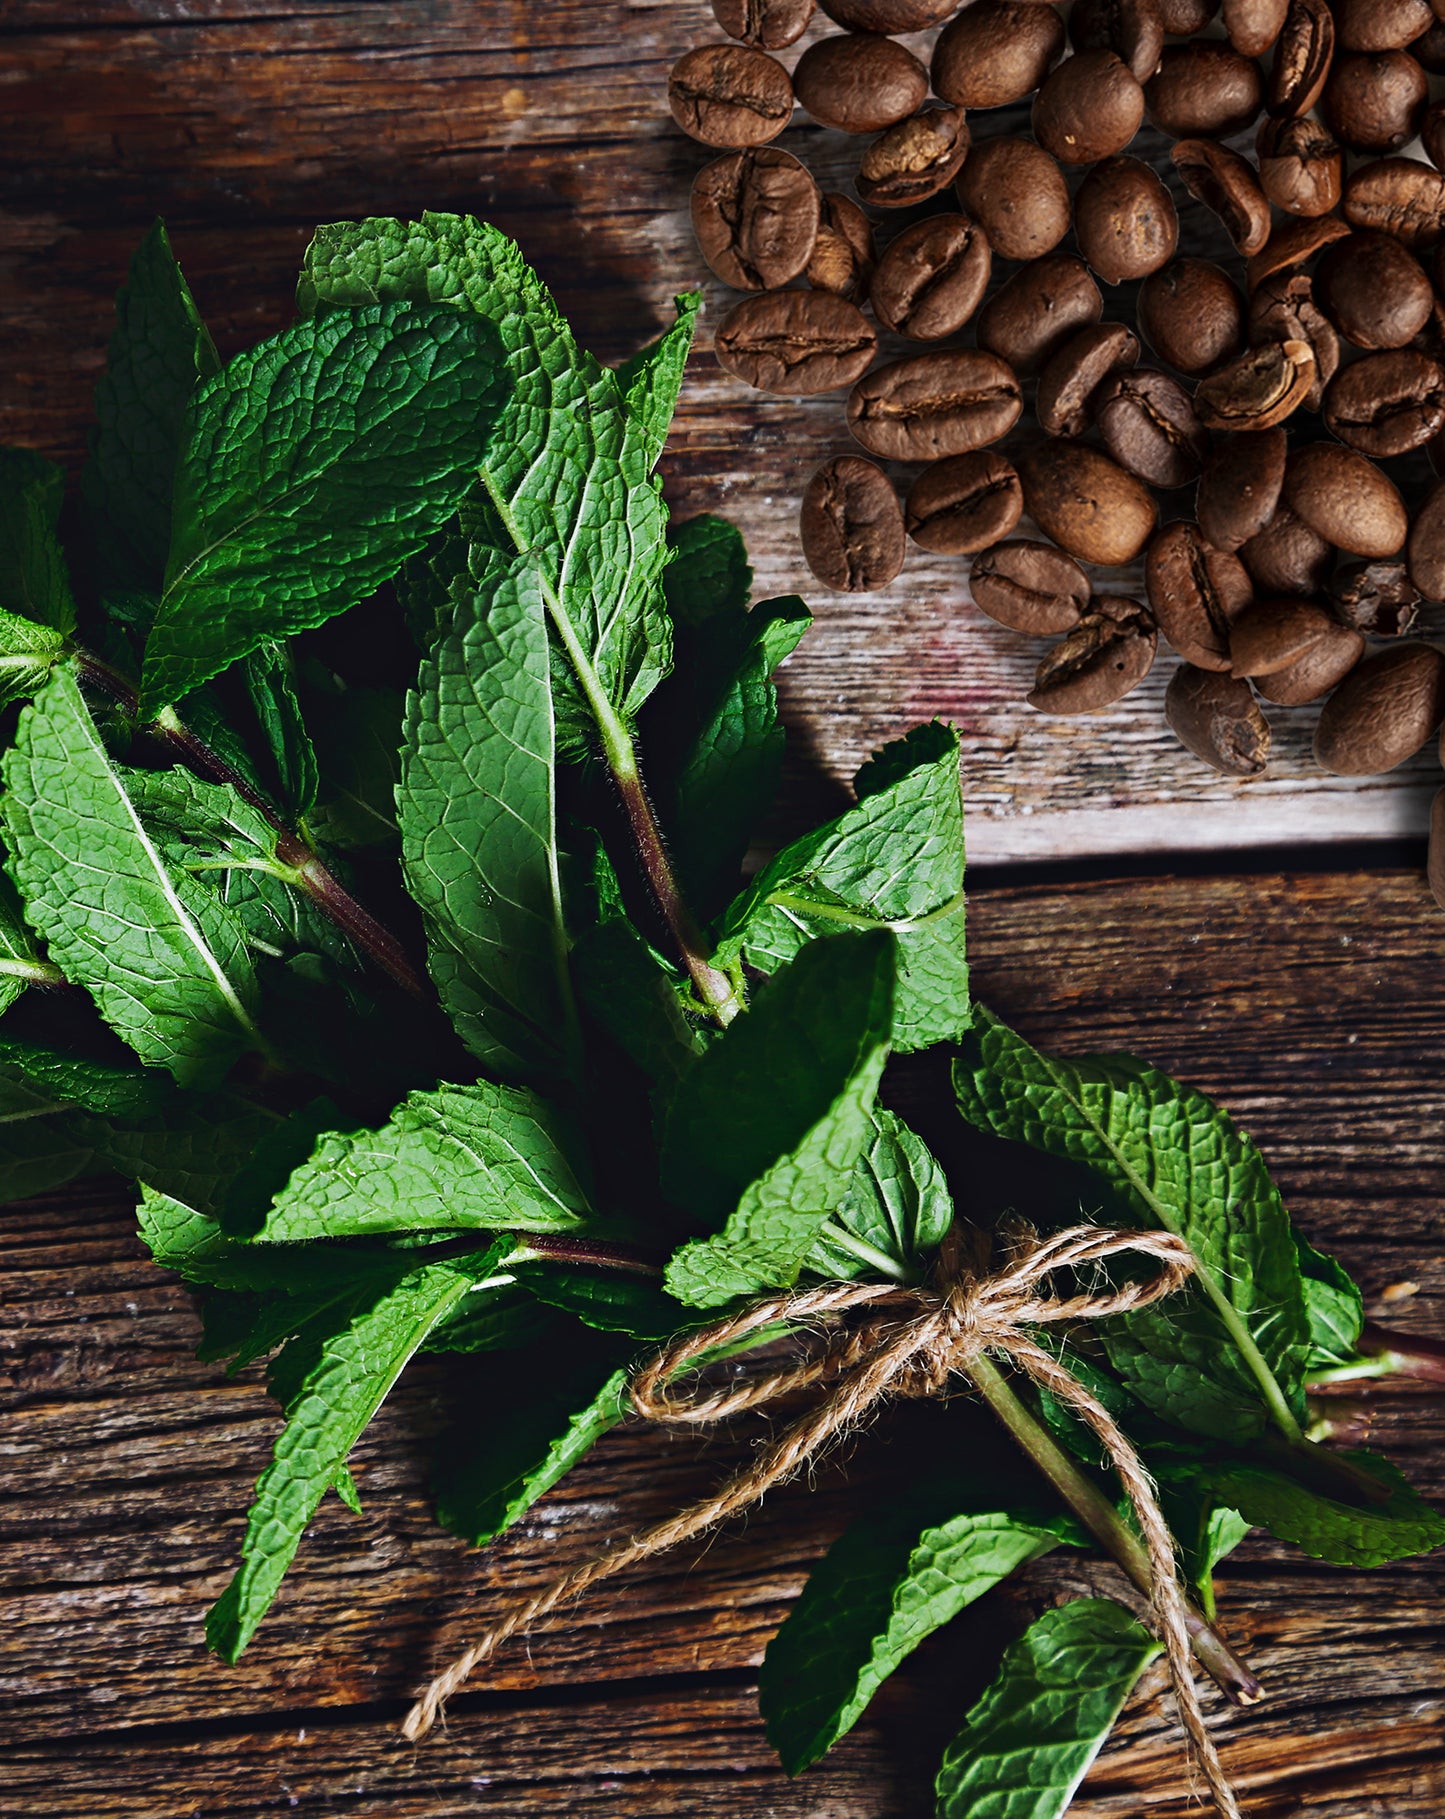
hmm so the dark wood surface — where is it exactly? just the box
[3,3,1445,1814]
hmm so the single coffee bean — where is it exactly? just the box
[857,105,971,208]
[807,191,876,299]
[712,0,816,48]
[905,452,1024,553]
[1224,0,1289,57]
[1406,477,1445,597]
[1027,595,1159,713]
[932,2,1066,108]
[1036,322,1141,437]
[1247,271,1338,408]
[846,349,1024,460]
[1416,15,1445,66]
[715,291,878,394]
[1228,597,1335,674]
[1137,259,1247,373]
[1333,0,1432,50]
[1158,0,1220,28]
[1145,522,1254,667]
[820,0,957,26]
[1257,116,1343,217]
[976,253,1104,373]
[956,138,1071,263]
[1018,440,1159,565]
[1429,789,1445,912]
[668,44,794,147]
[1423,99,1445,170]
[1315,231,1435,349]
[1073,156,1179,285]
[970,540,1092,634]
[1323,50,1428,152]
[1197,428,1287,551]
[1095,368,1211,488]
[1342,157,1445,248]
[1314,641,1445,772]
[1033,51,1146,165]
[1165,665,1272,774]
[869,214,992,340]
[793,33,929,134]
[1283,442,1408,556]
[1246,214,1352,289]
[1195,338,1316,430]
[692,148,821,291]
[1240,505,1335,594]
[1322,350,1445,455]
[1332,559,1422,635]
[1268,0,1335,116]
[1068,0,1165,82]
[1172,140,1272,257]
[1254,620,1366,701]
[1145,43,1265,138]
[800,455,907,591]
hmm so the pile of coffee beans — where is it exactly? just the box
[668,0,1445,904]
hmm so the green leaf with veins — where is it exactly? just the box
[0,869,57,1017]
[662,514,753,630]
[572,913,707,1093]
[0,1102,95,1203]
[953,1005,1311,1443]
[81,1092,281,1214]
[763,1495,1085,1774]
[423,1284,557,1354]
[255,1078,591,1242]
[242,642,319,819]
[615,293,702,466]
[2,667,264,1087]
[663,932,894,1307]
[716,722,969,1052]
[805,1109,955,1283]
[397,552,578,1083]
[514,1261,684,1342]
[303,672,403,849]
[935,1599,1162,1819]
[139,301,510,716]
[1295,1229,1365,1368]
[0,446,76,636]
[0,1036,175,1120]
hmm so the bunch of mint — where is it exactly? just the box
[1,212,1440,1818]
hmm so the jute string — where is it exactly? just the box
[402,1223,1242,1819]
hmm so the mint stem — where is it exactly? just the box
[966,1353,1264,1707]
[1356,1321,1445,1384]
[511,1231,665,1276]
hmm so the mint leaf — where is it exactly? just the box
[1296,1230,1365,1368]
[0,446,76,635]
[139,301,510,715]
[616,293,702,465]
[763,1497,1084,1774]
[717,723,969,1052]
[81,219,220,595]
[1197,1450,1445,1569]
[954,1005,1311,1443]
[0,1104,94,1203]
[242,643,319,819]
[935,1599,1162,1819]
[662,932,894,1307]
[805,1109,955,1283]
[254,1078,591,1242]
[2,667,264,1086]
[0,870,54,1017]
[304,673,402,849]
[572,913,706,1092]
[661,514,752,630]
[515,1262,683,1342]
[398,553,578,1083]
[0,1036,175,1120]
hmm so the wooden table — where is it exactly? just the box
[2,4,1443,1813]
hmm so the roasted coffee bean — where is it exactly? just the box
[977,253,1104,373]
[1036,322,1141,436]
[712,0,816,48]
[1019,440,1159,564]
[932,3,1066,108]
[1247,271,1338,408]
[1195,339,1316,430]
[1223,0,1289,57]
[1246,215,1352,288]
[1430,790,1445,911]
[847,349,1024,459]
[1137,259,1247,373]
[1172,140,1272,257]
[956,138,1071,263]
[857,105,971,208]
[1323,350,1445,455]
[820,0,957,25]
[1406,476,1445,597]
[1323,50,1428,152]
[1334,0,1433,50]
[1073,156,1179,284]
[715,291,878,393]
[793,33,929,134]
[1033,51,1146,165]
[800,455,907,591]
[1417,15,1445,66]
[668,44,794,147]
[869,214,991,340]
[1424,99,1445,170]
[1158,0,1220,29]
[1228,598,1335,674]
[970,540,1092,634]
[1145,521,1254,667]
[1145,43,1265,138]
[1068,0,1165,82]
[1342,157,1445,247]
[1332,559,1422,634]
[905,452,1024,553]
[692,147,821,291]
[1268,0,1335,116]
[1284,442,1408,556]
[1315,231,1435,349]
[1095,368,1211,488]
[1314,641,1445,771]
[807,191,876,298]
[1240,505,1335,594]
[1197,428,1287,551]
[1165,665,1272,774]
[1027,595,1159,712]
[1254,620,1366,701]
[1256,116,1343,217]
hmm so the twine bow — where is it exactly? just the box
[402,1223,1242,1819]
